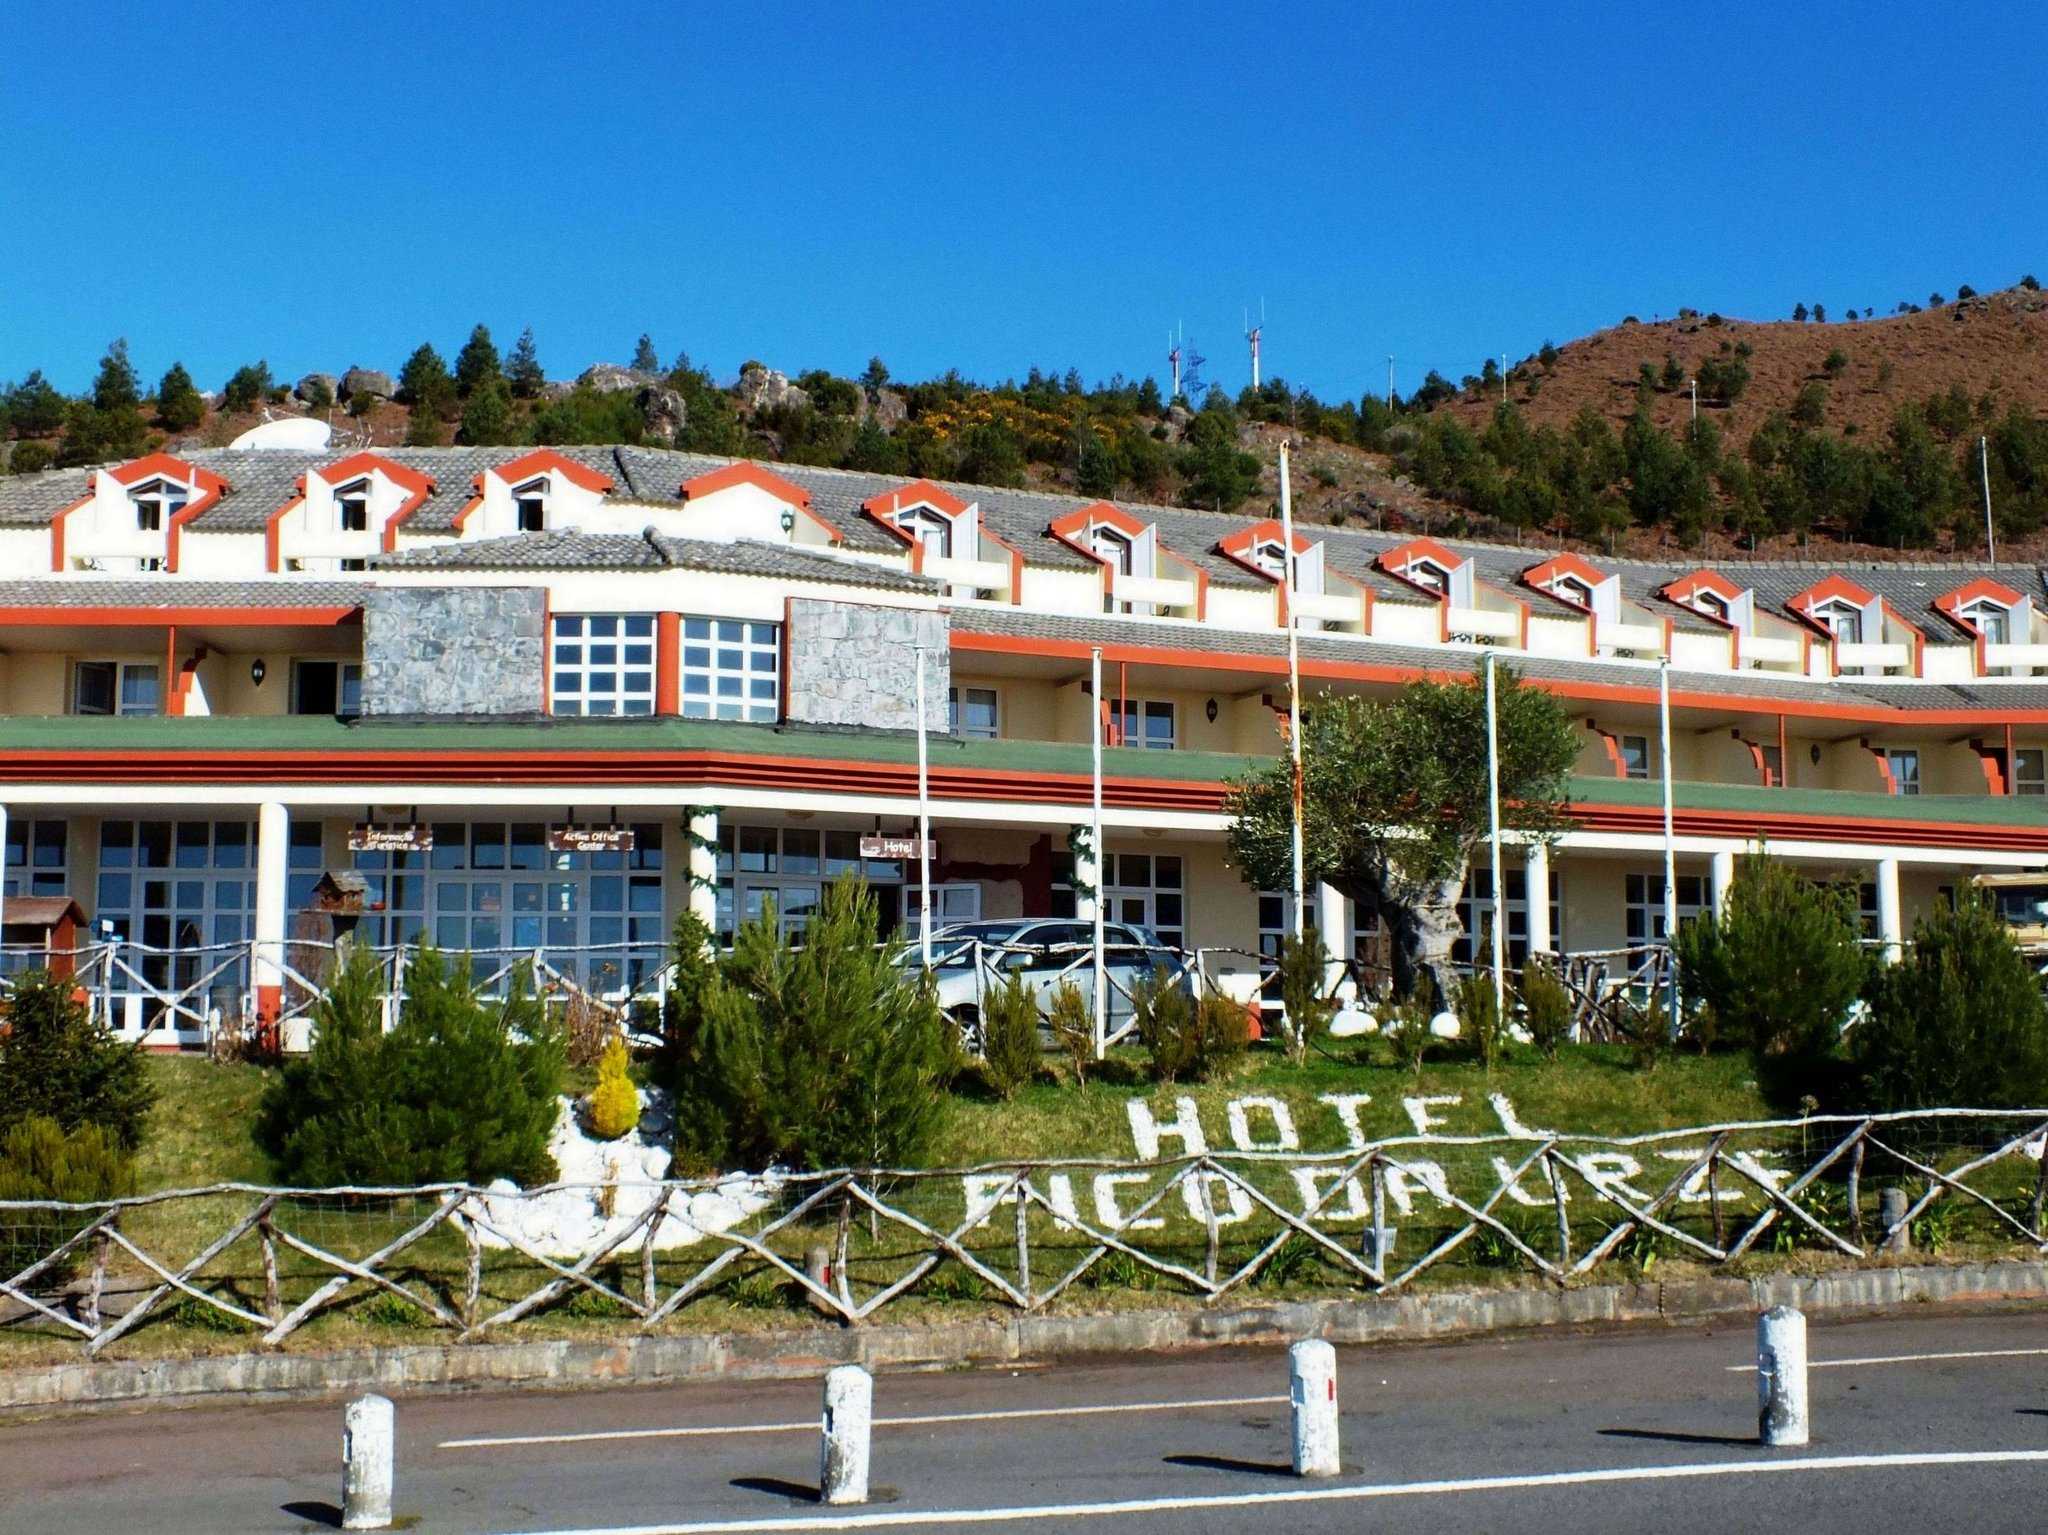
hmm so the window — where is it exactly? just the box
[1090,526,1133,575]
[3,817,67,899]
[336,484,369,533]
[2016,748,2045,796]
[1886,749,1921,796]
[1455,868,1564,968]
[948,685,999,739]
[715,825,905,945]
[1103,852,1184,949]
[896,507,951,560]
[96,819,256,1020]
[73,661,159,717]
[291,660,362,717]
[1624,871,1707,949]
[1112,699,1176,750]
[552,614,657,716]
[1962,602,2010,645]
[513,479,547,532]
[1619,734,1651,780]
[1407,560,1449,593]
[1552,576,1592,608]
[1813,602,1863,646]
[680,616,779,722]
[130,478,186,532]
[1695,591,1729,622]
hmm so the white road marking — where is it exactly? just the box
[487,1449,2048,1533]
[439,1394,1288,1450]
[1723,1346,2048,1373]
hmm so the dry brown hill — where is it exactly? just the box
[1446,285,2048,449]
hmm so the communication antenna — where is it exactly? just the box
[1386,355,1395,408]
[1167,326,1182,403]
[1245,298,1265,391]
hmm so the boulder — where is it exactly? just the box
[636,385,687,446]
[337,367,394,403]
[865,386,908,430]
[578,362,657,395]
[737,363,810,415]
[293,372,337,404]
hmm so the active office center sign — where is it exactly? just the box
[547,825,637,854]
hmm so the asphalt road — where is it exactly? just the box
[4,1308,2047,1533]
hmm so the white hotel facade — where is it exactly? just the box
[1,443,2045,1043]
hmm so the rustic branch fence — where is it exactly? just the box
[4,1110,2045,1358]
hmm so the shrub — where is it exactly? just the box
[1822,349,1850,377]
[1385,999,1435,1077]
[1455,967,1508,1070]
[1855,893,2048,1116]
[980,973,1041,1100]
[1518,956,1573,1059]
[0,969,155,1151]
[1672,857,1865,1109]
[1195,992,1253,1079]
[586,1036,640,1140]
[1047,980,1093,1085]
[1275,932,1335,1065]
[0,1116,132,1279]
[677,874,951,1171]
[1133,966,1200,1082]
[260,941,565,1187]
[2022,275,2041,292]
[1616,995,1673,1072]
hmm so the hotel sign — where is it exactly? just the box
[860,835,935,860]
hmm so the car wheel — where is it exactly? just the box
[949,1005,984,1054]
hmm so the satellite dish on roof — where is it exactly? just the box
[228,417,332,452]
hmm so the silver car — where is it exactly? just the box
[903,917,1187,1045]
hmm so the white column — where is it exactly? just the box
[1710,847,1737,916]
[0,801,9,952]
[1756,1306,1810,1446]
[1523,840,1551,958]
[1875,855,1903,964]
[1288,1339,1340,1477]
[1315,883,1351,999]
[685,808,719,935]
[253,800,289,1023]
[820,1364,873,1505]
[342,1392,395,1529]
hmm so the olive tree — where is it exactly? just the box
[1225,670,1578,1007]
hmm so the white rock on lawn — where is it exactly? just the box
[467,1088,776,1257]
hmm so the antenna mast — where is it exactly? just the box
[1245,299,1264,391]
[1168,325,1182,403]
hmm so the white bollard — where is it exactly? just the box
[1756,1306,1809,1447]
[342,1392,395,1530]
[1288,1339,1341,1477]
[820,1364,873,1505]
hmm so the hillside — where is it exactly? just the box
[1447,284,2048,451]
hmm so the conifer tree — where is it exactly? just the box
[507,327,544,398]
[456,376,515,446]
[454,324,502,398]
[92,339,140,412]
[154,363,204,431]
[631,334,660,373]
[396,343,454,412]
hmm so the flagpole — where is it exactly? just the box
[915,645,933,975]
[1091,644,1107,1060]
[1485,651,1506,1024]
[1279,442,1306,945]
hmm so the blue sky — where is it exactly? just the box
[2,2,2043,402]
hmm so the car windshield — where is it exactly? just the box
[910,921,1030,968]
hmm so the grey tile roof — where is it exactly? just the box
[373,527,937,593]
[0,579,368,608]
[0,445,2031,641]
[948,605,2034,713]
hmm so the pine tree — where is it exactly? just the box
[396,343,454,412]
[454,324,502,398]
[0,970,156,1150]
[92,339,140,412]
[7,372,65,437]
[221,361,272,414]
[507,327,544,398]
[154,363,204,431]
[456,376,515,446]
[631,333,660,373]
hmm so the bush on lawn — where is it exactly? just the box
[586,1035,641,1140]
[1134,968,1249,1083]
[979,972,1042,1099]
[1673,856,1866,1109]
[1047,980,1094,1085]
[0,1115,133,1279]
[1275,932,1335,1065]
[1518,956,1574,1059]
[1855,892,2048,1118]
[0,968,155,1151]
[668,874,951,1171]
[260,940,565,1187]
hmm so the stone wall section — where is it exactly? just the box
[785,599,949,732]
[362,586,546,715]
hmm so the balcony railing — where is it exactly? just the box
[1595,619,1667,656]
[1835,641,1912,670]
[1110,571,1198,610]
[1291,590,1364,625]
[1983,641,2048,670]
[920,553,1013,592]
[1446,605,1519,641]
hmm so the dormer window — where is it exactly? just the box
[512,478,547,532]
[1091,525,1134,575]
[1551,575,1593,608]
[1811,600,1863,645]
[336,481,369,533]
[1407,559,1449,594]
[130,479,186,532]
[895,506,952,560]
[1960,600,2010,645]
[1250,539,1288,577]
[1695,590,1728,622]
